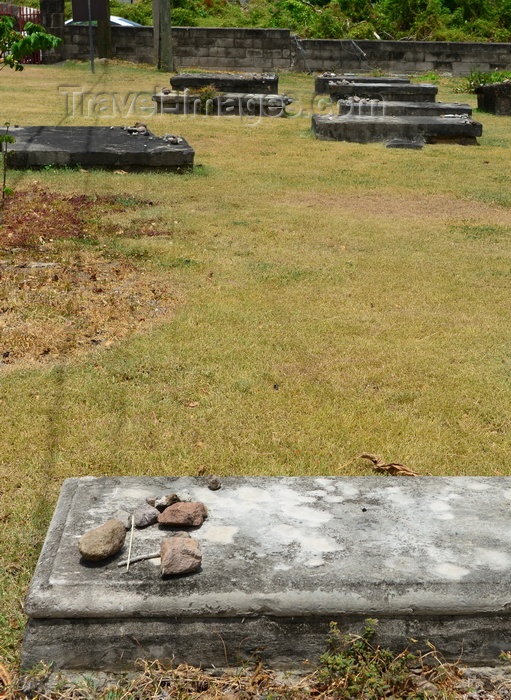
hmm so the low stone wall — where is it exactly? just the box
[63,26,154,64]
[61,26,511,75]
[62,26,291,71]
[298,38,511,75]
[172,27,291,71]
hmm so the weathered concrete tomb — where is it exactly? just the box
[1,126,194,170]
[328,81,439,103]
[22,476,511,671]
[337,99,473,118]
[156,72,292,117]
[312,75,482,146]
[312,114,482,145]
[152,91,292,117]
[170,72,279,94]
[314,72,411,94]
[476,80,511,115]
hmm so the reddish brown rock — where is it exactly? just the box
[157,501,207,527]
[160,536,202,576]
[78,519,126,561]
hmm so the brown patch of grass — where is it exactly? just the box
[0,187,168,247]
[0,187,178,364]
[278,190,511,224]
[0,654,468,700]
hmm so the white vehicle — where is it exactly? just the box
[65,16,145,27]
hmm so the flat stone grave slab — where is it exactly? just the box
[170,72,278,94]
[312,113,482,144]
[315,72,410,93]
[476,81,511,115]
[328,82,438,103]
[1,126,194,171]
[337,99,472,118]
[152,91,292,117]
[22,476,511,671]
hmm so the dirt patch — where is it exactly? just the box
[282,190,511,224]
[0,188,178,365]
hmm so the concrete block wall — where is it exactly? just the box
[62,26,290,71]
[61,27,511,76]
[63,26,154,63]
[298,39,511,75]
[172,28,290,71]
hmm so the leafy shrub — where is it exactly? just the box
[102,0,511,41]
[171,7,200,25]
[110,0,153,25]
[317,620,422,700]
[464,68,511,91]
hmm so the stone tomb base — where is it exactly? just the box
[475,81,511,115]
[170,72,279,94]
[314,73,410,94]
[3,126,194,171]
[152,92,292,117]
[312,114,482,144]
[23,476,511,670]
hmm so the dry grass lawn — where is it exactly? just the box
[1,62,511,674]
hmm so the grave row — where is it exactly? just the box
[313,72,483,147]
[3,71,494,168]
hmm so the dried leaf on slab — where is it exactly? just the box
[359,453,420,477]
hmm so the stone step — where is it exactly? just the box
[152,91,292,117]
[312,113,482,144]
[329,82,438,103]
[170,72,278,95]
[315,73,410,94]
[337,99,472,118]
[22,476,511,671]
[1,126,194,171]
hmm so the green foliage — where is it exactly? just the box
[462,68,511,91]
[109,0,153,25]
[318,620,423,699]
[0,16,61,71]
[196,84,219,113]
[107,0,511,40]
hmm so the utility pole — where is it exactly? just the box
[97,13,112,59]
[153,0,173,71]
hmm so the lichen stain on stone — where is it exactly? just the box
[466,481,492,491]
[434,563,471,580]
[429,501,453,515]
[384,486,414,506]
[286,504,331,525]
[201,526,239,544]
[473,548,511,571]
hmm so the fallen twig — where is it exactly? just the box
[118,551,160,568]
[126,515,135,572]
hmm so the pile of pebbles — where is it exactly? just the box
[77,479,220,577]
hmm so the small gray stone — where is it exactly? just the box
[146,493,180,511]
[112,509,132,530]
[207,475,221,491]
[176,490,192,502]
[133,503,160,528]
[160,536,201,576]
[78,519,126,561]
